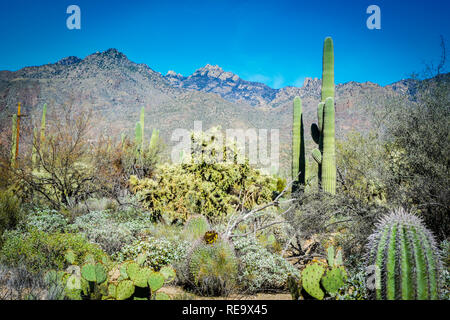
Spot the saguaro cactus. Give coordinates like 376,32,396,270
321,97,336,194
321,37,334,102
366,208,443,300
135,122,142,154
309,37,336,194
149,128,159,151
140,107,145,150
10,114,17,167
40,103,47,143
32,128,38,169
292,96,305,189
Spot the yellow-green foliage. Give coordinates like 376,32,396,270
0,230,106,272
129,128,277,222
0,189,22,240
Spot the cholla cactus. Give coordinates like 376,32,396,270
366,208,443,300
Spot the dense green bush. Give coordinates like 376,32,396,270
233,237,299,293
0,189,23,242
0,229,106,273
113,237,188,271
24,208,68,233
287,192,387,261
129,128,277,223
374,75,450,240
187,239,238,296
66,210,139,255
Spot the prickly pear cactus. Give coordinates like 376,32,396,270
127,262,152,288
81,263,107,284
116,280,135,300
148,272,165,292
321,266,347,294
301,262,325,300
160,266,176,283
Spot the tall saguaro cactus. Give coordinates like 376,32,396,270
10,114,17,167
366,208,443,300
321,97,336,194
309,36,336,194
40,103,47,143
149,128,159,151
140,106,145,150
292,96,305,190
135,122,142,154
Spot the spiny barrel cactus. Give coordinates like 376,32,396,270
292,96,305,190
366,208,443,300
183,215,210,240
188,239,238,296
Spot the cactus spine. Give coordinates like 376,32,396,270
366,208,443,300
310,37,336,194
292,96,305,189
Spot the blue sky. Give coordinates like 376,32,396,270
0,0,449,87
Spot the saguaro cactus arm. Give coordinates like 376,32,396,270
321,37,335,102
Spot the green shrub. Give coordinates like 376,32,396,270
66,210,140,255
0,229,106,273
233,237,300,293
25,208,68,233
0,189,23,241
113,237,188,271
188,239,238,296
129,128,277,223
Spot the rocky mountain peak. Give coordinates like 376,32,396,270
192,64,239,82
83,48,129,64
166,70,183,78
56,56,82,66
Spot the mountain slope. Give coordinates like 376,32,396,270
0,49,428,175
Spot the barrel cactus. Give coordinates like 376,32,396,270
366,208,443,300
188,239,238,296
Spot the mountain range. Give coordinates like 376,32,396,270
0,48,434,175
